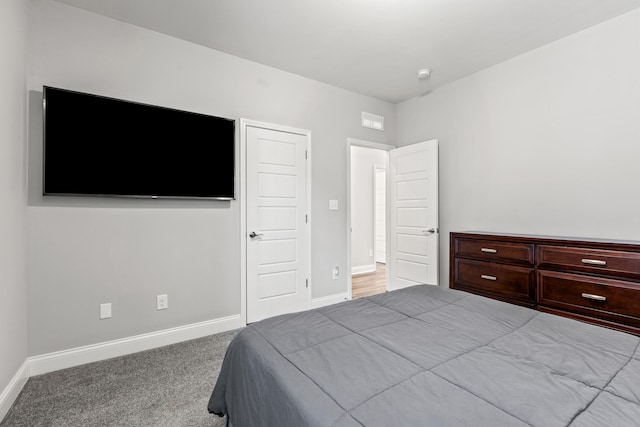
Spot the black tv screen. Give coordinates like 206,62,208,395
43,86,235,200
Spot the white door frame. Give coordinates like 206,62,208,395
346,138,394,300
240,118,312,325
373,165,386,264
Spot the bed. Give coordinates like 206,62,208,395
208,285,640,426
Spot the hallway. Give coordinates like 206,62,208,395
352,263,386,299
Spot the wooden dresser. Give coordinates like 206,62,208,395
450,232,640,335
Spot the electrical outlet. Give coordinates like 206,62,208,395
100,303,112,319
369,249,373,257
157,294,168,310
332,266,340,280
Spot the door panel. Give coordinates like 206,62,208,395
247,126,309,323
258,139,297,165
389,140,438,290
258,239,297,265
397,234,428,256
258,173,296,197
258,207,296,230
397,207,429,227
397,179,429,200
397,149,428,173
375,168,386,264
397,260,429,283
257,270,297,299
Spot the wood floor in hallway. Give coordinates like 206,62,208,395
352,263,387,299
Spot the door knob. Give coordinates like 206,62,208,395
423,228,437,234
249,231,263,238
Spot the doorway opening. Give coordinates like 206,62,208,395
347,140,392,299
347,138,440,300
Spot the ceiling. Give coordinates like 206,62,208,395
54,0,640,103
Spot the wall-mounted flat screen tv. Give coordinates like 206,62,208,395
43,86,235,200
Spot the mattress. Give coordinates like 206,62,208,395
208,285,640,426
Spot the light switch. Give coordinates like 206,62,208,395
100,303,112,319
329,200,338,210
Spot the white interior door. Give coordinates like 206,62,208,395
389,140,438,290
246,125,309,323
375,167,386,264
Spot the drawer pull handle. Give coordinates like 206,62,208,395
582,293,607,302
481,248,498,254
481,275,497,281
581,259,606,266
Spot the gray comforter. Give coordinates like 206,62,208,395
208,285,640,426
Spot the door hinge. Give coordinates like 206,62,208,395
305,150,308,160
306,279,309,288
305,214,308,223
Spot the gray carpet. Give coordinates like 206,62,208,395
1,330,238,427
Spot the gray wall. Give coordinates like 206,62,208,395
396,9,640,287
22,1,639,358
0,0,28,394
27,0,395,355
350,146,387,272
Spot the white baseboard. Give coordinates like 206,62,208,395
351,264,376,275
29,314,244,376
0,360,29,422
311,292,350,309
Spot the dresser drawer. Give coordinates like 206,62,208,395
453,258,535,305
537,245,640,279
454,238,534,266
538,270,640,326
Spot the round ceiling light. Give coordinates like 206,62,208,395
417,68,432,80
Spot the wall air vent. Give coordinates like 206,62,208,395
361,112,384,131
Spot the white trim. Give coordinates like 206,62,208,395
346,138,394,301
351,264,377,275
239,120,248,327
0,360,29,421
240,119,312,322
310,292,349,309
0,315,243,419
306,133,313,308
347,138,394,151
29,314,243,376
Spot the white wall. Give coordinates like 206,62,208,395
0,0,28,405
396,9,640,287
350,146,387,273
27,0,395,356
